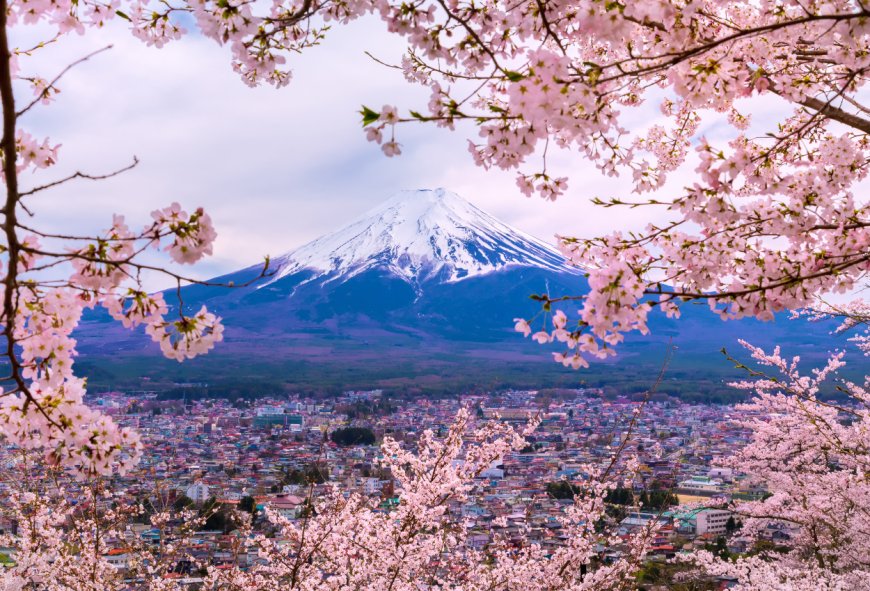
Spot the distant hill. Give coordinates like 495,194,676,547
74,188,849,400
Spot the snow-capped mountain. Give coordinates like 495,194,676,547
74,188,840,396
265,188,576,289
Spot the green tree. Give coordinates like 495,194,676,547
330,427,376,446
704,537,731,560
238,495,257,514
172,495,194,511
546,481,580,500
605,486,635,506
639,489,679,510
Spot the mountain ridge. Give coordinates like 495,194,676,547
262,188,579,291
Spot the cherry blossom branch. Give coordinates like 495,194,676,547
18,156,139,197
16,45,113,118
594,10,870,83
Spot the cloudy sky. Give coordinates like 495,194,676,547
14,16,763,288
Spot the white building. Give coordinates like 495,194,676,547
105,550,131,571
186,482,211,504
620,512,659,530
707,467,734,481
362,477,382,495
221,490,242,501
695,509,732,535
481,460,505,479
678,475,724,493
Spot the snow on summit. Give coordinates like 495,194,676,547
266,188,576,287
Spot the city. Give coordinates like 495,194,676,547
0,387,798,589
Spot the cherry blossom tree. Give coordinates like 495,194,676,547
206,409,656,591
682,340,870,589
0,0,281,476
0,412,659,591
0,451,216,591
3,0,870,588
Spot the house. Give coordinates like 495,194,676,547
105,548,132,571
266,495,307,519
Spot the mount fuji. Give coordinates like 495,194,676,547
164,188,586,341
264,188,574,289
75,189,841,398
